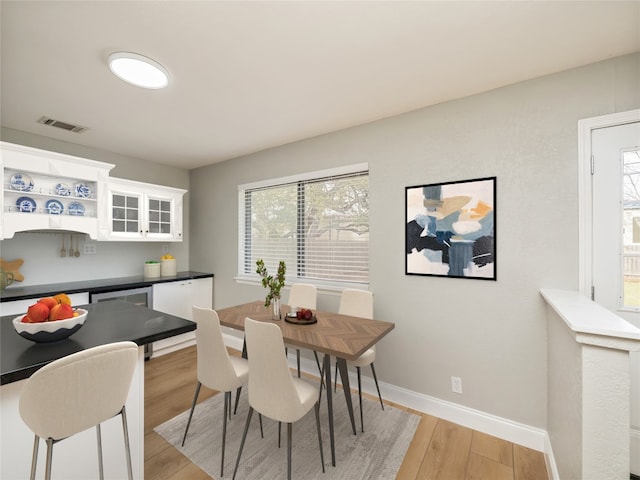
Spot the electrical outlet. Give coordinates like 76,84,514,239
83,243,97,255
451,376,463,394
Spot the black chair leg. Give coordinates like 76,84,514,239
181,381,202,446
287,422,293,480
314,402,325,473
234,386,242,415
278,422,282,448
221,391,230,477
370,363,384,410
357,366,364,432
313,351,325,389
334,359,339,392
232,406,254,480
296,350,301,377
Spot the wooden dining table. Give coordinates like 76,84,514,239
216,300,395,467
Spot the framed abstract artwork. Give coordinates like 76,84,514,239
405,176,496,280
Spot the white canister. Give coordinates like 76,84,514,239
144,262,161,278
160,259,177,277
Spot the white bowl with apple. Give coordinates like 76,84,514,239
13,296,88,343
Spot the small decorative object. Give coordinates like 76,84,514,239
68,201,85,216
144,260,161,278
406,176,496,280
13,309,88,343
45,199,64,215
55,183,71,196
10,172,34,192
16,196,37,213
73,182,92,198
256,259,286,320
160,254,176,276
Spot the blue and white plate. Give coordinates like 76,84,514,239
45,199,64,215
9,173,34,192
74,183,92,198
68,201,85,216
55,183,71,196
16,196,37,213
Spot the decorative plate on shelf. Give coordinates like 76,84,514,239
68,201,85,216
73,183,92,198
9,172,34,192
45,199,64,215
16,196,37,213
54,183,71,196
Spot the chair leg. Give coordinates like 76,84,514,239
259,413,264,438
314,402,325,473
287,422,293,480
313,351,325,389
221,391,230,477
232,406,254,480
29,435,39,480
96,423,104,480
181,381,202,446
357,366,364,433
234,385,242,414
334,359,339,392
44,437,54,480
296,350,301,377
278,422,282,448
121,406,134,480
370,363,384,410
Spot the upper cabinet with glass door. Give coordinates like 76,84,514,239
1,142,114,239
100,177,186,241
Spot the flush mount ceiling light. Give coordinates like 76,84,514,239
108,52,169,89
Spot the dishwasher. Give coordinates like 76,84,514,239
90,286,154,359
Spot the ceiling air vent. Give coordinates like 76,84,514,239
37,116,88,134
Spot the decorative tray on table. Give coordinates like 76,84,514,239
284,313,318,325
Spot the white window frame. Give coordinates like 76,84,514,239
236,163,369,293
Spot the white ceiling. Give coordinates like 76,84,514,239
1,1,639,170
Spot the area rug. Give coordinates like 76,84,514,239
155,387,420,479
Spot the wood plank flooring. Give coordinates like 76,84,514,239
144,346,548,480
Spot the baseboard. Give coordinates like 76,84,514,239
631,427,640,477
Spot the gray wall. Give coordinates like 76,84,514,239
0,128,191,284
189,53,640,429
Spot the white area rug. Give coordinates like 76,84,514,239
155,386,420,479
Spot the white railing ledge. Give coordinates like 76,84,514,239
540,288,640,350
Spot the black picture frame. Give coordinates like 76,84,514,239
405,176,496,280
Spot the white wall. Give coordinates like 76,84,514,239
189,53,640,430
0,128,191,285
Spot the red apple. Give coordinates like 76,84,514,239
21,315,32,323
27,302,50,323
38,297,58,310
303,308,313,320
48,303,74,321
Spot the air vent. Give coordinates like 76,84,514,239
37,116,88,134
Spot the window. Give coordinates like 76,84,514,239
239,164,369,286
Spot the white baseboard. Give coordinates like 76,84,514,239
632,427,640,476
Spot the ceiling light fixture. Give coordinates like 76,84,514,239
108,52,169,89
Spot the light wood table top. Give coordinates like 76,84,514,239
217,300,395,361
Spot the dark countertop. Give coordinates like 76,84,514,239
0,271,213,302
1,300,196,385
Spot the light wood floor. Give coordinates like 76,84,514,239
145,346,548,480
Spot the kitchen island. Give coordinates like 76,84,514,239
0,300,196,479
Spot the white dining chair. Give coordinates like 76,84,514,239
181,306,256,477
285,283,323,378
233,317,325,480
334,288,384,432
19,341,138,480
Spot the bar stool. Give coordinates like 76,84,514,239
19,341,138,480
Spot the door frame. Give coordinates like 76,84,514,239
578,109,640,298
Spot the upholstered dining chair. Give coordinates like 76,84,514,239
285,283,322,377
19,341,138,480
233,318,325,480
334,288,384,432
181,306,255,477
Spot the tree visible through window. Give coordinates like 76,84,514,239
240,168,369,284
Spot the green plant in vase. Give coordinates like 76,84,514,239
256,259,286,319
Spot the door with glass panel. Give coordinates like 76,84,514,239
591,119,640,476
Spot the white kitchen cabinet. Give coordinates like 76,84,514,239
0,292,90,317
100,177,185,242
151,277,212,355
1,142,114,239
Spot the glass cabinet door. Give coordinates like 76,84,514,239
147,197,172,235
112,193,140,233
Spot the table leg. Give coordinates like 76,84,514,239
323,353,336,467
336,357,357,435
